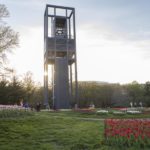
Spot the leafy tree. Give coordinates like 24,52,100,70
0,75,24,105
144,81,150,106
0,79,9,104
77,82,114,108
125,81,144,107
22,71,35,105
0,4,19,76
7,75,24,104
144,81,150,96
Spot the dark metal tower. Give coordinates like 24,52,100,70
44,4,78,109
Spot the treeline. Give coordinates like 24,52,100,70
0,72,46,107
0,75,150,108
78,81,150,108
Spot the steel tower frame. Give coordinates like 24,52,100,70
44,4,78,109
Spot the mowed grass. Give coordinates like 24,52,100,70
0,111,150,150
0,111,104,150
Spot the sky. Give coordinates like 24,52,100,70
1,0,150,84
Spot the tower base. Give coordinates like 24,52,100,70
54,57,70,109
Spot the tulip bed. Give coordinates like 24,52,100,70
104,119,150,148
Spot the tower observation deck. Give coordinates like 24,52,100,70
44,4,78,109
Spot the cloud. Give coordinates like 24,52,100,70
76,22,150,83
3,0,150,83
7,26,44,83
77,23,150,57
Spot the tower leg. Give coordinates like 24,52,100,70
52,65,55,109
44,63,48,107
70,64,73,100
74,57,78,107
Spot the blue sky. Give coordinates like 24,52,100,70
1,0,150,84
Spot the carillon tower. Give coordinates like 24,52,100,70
44,4,78,109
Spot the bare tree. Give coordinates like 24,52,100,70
0,4,19,77
0,4,9,18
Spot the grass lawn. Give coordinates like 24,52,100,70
0,111,104,150
0,111,150,150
